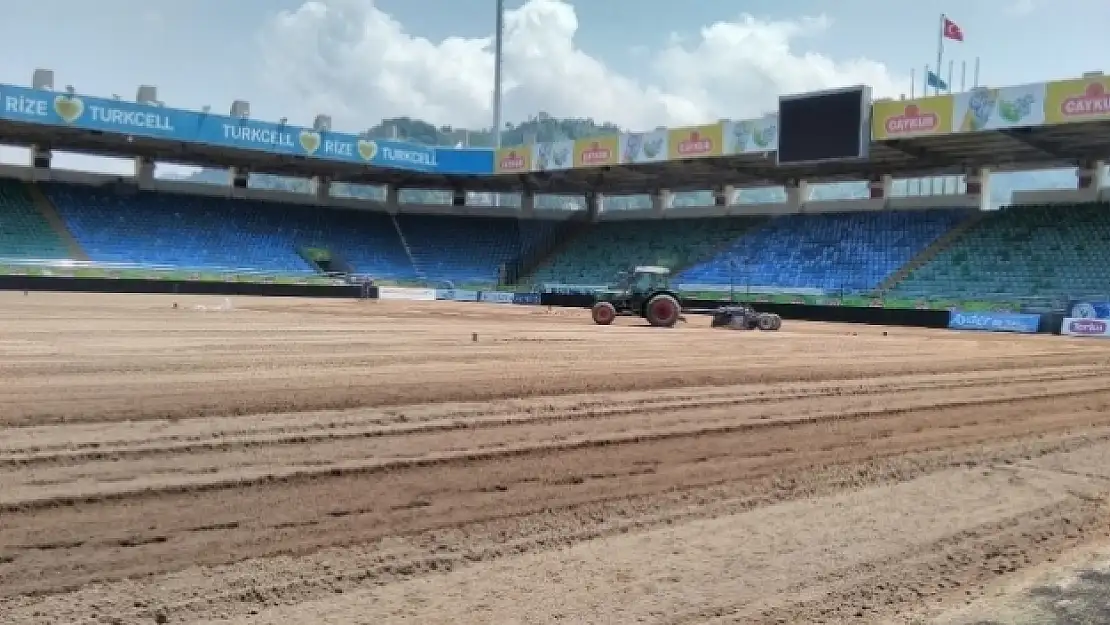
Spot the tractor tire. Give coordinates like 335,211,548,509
771,314,782,330
758,313,776,331
645,294,681,328
591,301,617,325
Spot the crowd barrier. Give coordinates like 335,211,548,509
947,310,1041,334
1,274,1081,334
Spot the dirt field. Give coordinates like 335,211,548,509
3,292,1110,624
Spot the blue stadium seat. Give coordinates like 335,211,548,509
396,213,555,285
43,183,417,279
678,209,969,292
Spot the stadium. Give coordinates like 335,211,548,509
6,32,1110,625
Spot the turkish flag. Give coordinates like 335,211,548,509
943,17,964,42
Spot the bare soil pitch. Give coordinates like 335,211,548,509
2,292,1110,624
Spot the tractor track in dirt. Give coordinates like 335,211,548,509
6,294,1110,624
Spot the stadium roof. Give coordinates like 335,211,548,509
8,116,1108,195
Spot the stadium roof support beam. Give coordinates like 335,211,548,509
881,139,937,162
998,127,1065,159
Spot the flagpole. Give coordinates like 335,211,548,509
910,68,916,99
935,14,946,96
960,61,967,92
973,57,981,88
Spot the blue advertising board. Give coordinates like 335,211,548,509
513,292,542,305
948,310,1041,334
0,84,494,175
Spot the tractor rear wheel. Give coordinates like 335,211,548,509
771,314,782,330
645,294,681,328
591,301,617,325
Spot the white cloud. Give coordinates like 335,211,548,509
258,0,908,133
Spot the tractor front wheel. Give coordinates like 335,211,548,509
591,301,617,325
645,294,681,328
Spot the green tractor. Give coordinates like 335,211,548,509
591,266,685,328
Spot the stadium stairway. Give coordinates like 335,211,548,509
26,184,88,261
0,180,75,261
878,210,986,292
390,214,425,281
507,212,593,286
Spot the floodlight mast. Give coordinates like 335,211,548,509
492,0,505,149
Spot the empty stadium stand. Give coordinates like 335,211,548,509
8,172,1108,309
0,181,72,261
890,203,1110,303
525,217,763,286
677,209,971,292
395,213,559,285
41,183,422,279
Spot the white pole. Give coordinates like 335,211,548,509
910,68,916,99
492,0,505,149
960,61,967,92
973,57,981,88
935,14,946,96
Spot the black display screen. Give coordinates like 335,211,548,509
777,88,867,165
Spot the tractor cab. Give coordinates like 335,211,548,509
628,265,672,294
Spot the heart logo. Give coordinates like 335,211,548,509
299,131,321,154
54,95,84,124
357,139,378,161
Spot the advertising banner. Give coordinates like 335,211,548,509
0,84,493,175
618,129,668,164
666,124,724,160
532,140,574,172
871,95,954,140
572,136,619,168
479,291,516,304
512,292,542,305
1062,317,1110,337
953,83,1045,133
436,289,478,302
493,147,532,174
722,115,778,155
948,310,1041,334
1044,76,1110,125
378,287,436,301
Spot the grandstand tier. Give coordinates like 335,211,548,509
678,209,973,293
4,173,1110,308
525,217,764,287
890,203,1110,303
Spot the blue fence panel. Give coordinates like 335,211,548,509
948,310,1041,334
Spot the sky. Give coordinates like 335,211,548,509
0,0,1104,178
